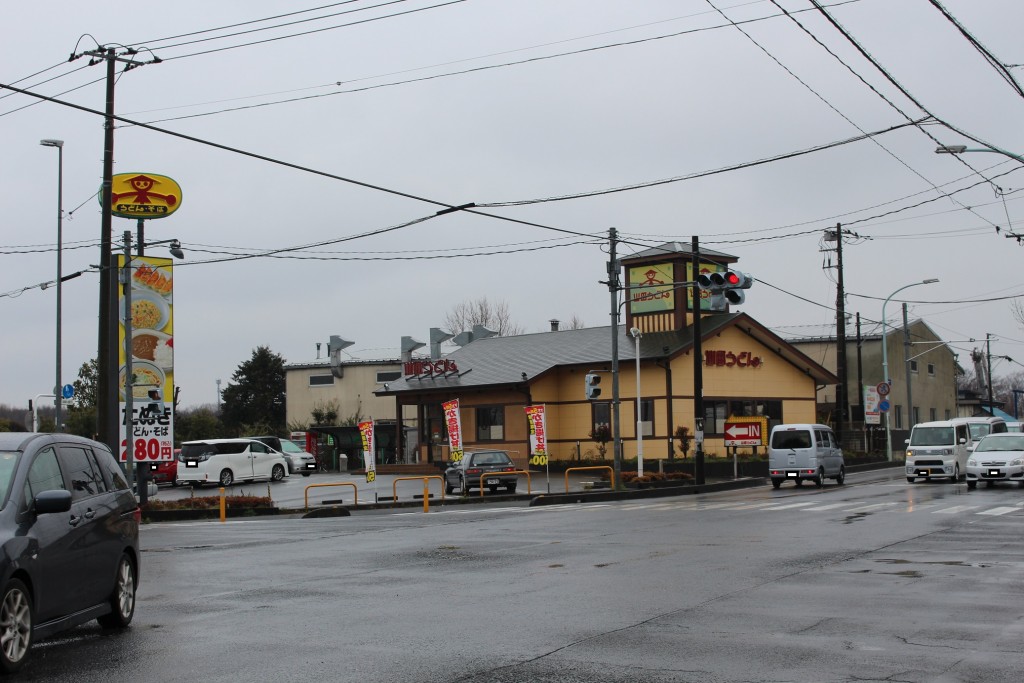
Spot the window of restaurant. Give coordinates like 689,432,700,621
703,399,783,435
476,406,504,441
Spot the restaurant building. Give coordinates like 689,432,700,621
378,243,837,469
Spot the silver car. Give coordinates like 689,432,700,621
966,433,1024,489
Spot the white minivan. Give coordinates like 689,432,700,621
177,438,290,487
905,417,1006,483
768,424,845,489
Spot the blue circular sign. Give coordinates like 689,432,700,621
878,400,890,412
61,384,74,399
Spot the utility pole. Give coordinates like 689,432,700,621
76,45,161,455
608,228,622,485
856,313,866,451
987,333,995,412
823,225,849,442
691,237,705,486
903,303,914,430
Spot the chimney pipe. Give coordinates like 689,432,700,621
549,319,560,332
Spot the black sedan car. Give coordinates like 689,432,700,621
0,433,140,673
443,450,520,495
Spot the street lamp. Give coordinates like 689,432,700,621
882,278,939,461
40,139,64,432
631,327,643,477
936,144,1024,163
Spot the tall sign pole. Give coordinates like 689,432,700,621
98,48,118,452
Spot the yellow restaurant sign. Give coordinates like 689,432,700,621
104,173,182,219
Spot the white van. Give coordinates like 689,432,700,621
768,424,845,489
177,438,290,487
905,417,1007,483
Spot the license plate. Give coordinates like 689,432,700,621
486,478,499,485
305,463,317,469
989,469,1002,476
786,472,798,478
917,470,930,476
186,461,198,468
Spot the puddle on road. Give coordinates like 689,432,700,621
841,512,870,524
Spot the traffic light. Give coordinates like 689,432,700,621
696,269,753,310
584,372,602,400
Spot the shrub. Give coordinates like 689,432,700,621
143,494,273,511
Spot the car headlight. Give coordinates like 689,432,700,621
967,458,977,467
906,449,915,457
1010,458,1023,466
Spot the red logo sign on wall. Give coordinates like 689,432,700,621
403,359,460,377
704,350,763,368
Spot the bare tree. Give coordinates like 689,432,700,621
443,297,524,336
566,314,586,330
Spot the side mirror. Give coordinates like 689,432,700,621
959,438,967,445
35,489,72,514
904,439,910,445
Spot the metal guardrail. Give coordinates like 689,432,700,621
564,466,614,493
475,470,532,497
304,482,359,508
393,476,445,512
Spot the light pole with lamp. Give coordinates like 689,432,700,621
882,278,939,461
40,139,64,431
631,327,643,477
936,144,1024,163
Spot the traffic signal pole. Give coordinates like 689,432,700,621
608,228,622,486
691,237,705,486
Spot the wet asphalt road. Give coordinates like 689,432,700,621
13,468,1024,682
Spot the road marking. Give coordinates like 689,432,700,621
762,501,818,510
844,503,897,513
977,506,1020,516
932,505,980,514
802,502,863,510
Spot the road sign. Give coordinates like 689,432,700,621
876,382,891,397
878,400,890,413
61,384,74,399
724,416,768,447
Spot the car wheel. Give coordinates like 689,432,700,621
967,480,977,490
460,476,471,495
771,479,782,489
445,479,454,495
906,477,915,483
836,467,845,486
219,469,234,487
0,579,32,674
507,483,517,494
815,469,825,488
97,553,136,629
271,464,285,482
950,464,960,483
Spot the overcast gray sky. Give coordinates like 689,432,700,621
4,0,1024,410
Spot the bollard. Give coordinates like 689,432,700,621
423,478,429,513
219,486,226,523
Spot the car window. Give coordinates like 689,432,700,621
214,441,249,455
24,447,66,505
471,452,511,466
0,451,20,510
771,431,812,449
280,440,302,453
977,435,1024,451
97,449,130,491
251,441,268,453
909,426,953,446
60,446,109,500
956,425,969,442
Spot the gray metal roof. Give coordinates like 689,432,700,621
380,312,836,395
623,241,737,261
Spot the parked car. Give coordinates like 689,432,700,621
966,432,1024,489
767,423,845,489
0,432,140,673
149,450,179,486
249,436,316,476
443,450,519,494
177,439,289,487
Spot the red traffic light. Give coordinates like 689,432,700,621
723,271,741,286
